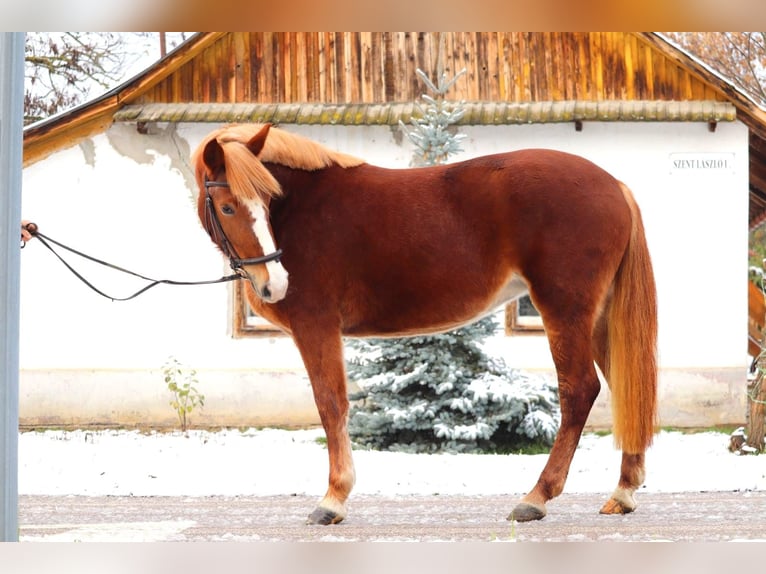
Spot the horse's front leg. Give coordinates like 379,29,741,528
291,326,355,525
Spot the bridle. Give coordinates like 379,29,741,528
203,176,283,272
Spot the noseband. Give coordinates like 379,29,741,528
204,177,283,271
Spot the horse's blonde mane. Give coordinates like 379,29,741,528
193,124,365,202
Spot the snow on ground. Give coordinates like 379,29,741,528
17,428,766,497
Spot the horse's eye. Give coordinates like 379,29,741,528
221,205,235,216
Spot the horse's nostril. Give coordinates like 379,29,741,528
262,285,272,300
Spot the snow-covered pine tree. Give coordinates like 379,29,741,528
346,50,561,453
347,321,561,453
398,67,467,167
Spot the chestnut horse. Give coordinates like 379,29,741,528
192,123,658,525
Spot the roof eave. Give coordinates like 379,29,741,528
22,32,225,167
113,100,739,126
635,32,766,140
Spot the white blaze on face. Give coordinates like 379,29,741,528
246,200,289,301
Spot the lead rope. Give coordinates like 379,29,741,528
23,224,241,302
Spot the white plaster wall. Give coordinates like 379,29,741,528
19,119,750,428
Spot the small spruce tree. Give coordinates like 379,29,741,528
399,67,467,167
346,57,561,453
347,319,561,453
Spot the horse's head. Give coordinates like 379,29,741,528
193,124,289,304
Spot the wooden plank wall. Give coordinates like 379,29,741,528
139,32,728,105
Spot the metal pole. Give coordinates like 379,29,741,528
0,32,25,542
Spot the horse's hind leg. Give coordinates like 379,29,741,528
291,326,355,525
591,310,646,515
509,319,601,522
599,452,645,514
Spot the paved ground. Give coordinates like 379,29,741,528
18,490,766,542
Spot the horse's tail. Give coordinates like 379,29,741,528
606,182,658,454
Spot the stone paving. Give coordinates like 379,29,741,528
18,490,766,542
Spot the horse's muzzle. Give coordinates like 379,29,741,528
244,268,288,304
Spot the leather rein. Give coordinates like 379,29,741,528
22,180,282,302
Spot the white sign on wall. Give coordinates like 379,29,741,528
669,152,735,175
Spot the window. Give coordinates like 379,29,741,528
232,280,285,337
505,295,544,334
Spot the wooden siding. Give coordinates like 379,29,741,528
136,32,728,106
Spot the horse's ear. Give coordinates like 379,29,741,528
203,138,225,171
246,123,271,157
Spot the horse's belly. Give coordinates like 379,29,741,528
344,273,530,338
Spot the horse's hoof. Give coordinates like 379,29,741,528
306,506,343,525
508,502,547,522
599,497,635,515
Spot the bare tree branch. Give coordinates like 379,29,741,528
24,32,192,125
663,32,766,105
24,32,127,124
